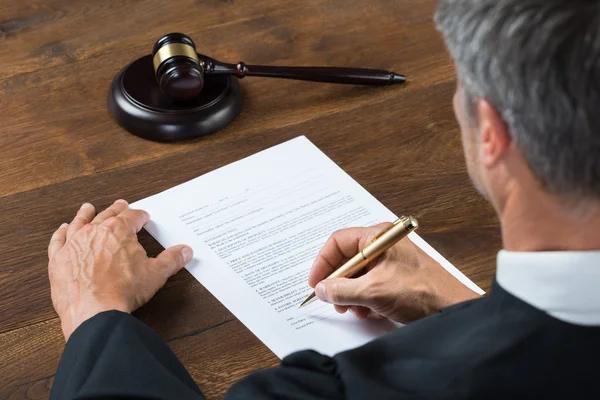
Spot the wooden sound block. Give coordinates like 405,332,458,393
108,54,243,142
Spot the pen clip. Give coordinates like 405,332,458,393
370,218,402,243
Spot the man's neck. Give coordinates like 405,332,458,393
500,187,600,252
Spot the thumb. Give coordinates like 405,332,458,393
315,277,372,307
153,245,194,278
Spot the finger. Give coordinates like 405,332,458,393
315,276,374,307
48,223,69,259
67,203,96,240
334,305,349,314
366,309,385,320
308,223,390,287
152,245,194,280
350,306,370,320
117,209,150,234
91,199,129,225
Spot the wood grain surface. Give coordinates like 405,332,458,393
0,0,501,398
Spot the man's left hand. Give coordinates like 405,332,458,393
47,200,193,341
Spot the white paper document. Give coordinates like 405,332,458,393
132,136,484,359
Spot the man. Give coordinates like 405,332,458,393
49,1,600,398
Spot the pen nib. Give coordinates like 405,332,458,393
299,292,317,308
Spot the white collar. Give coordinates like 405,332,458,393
496,250,600,326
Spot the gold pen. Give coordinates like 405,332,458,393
299,215,419,308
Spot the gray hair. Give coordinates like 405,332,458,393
435,0,600,200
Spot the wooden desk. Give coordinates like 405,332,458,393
0,0,501,398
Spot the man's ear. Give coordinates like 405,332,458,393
477,99,512,168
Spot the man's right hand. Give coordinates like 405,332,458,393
309,224,481,324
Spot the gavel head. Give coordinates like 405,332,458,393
152,33,205,102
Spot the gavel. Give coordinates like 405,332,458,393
108,32,406,141
152,32,406,102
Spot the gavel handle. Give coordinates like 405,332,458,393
204,60,406,86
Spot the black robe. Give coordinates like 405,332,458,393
50,281,600,399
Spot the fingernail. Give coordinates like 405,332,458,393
315,283,328,302
60,223,69,229
115,199,128,205
80,203,93,209
181,247,193,263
